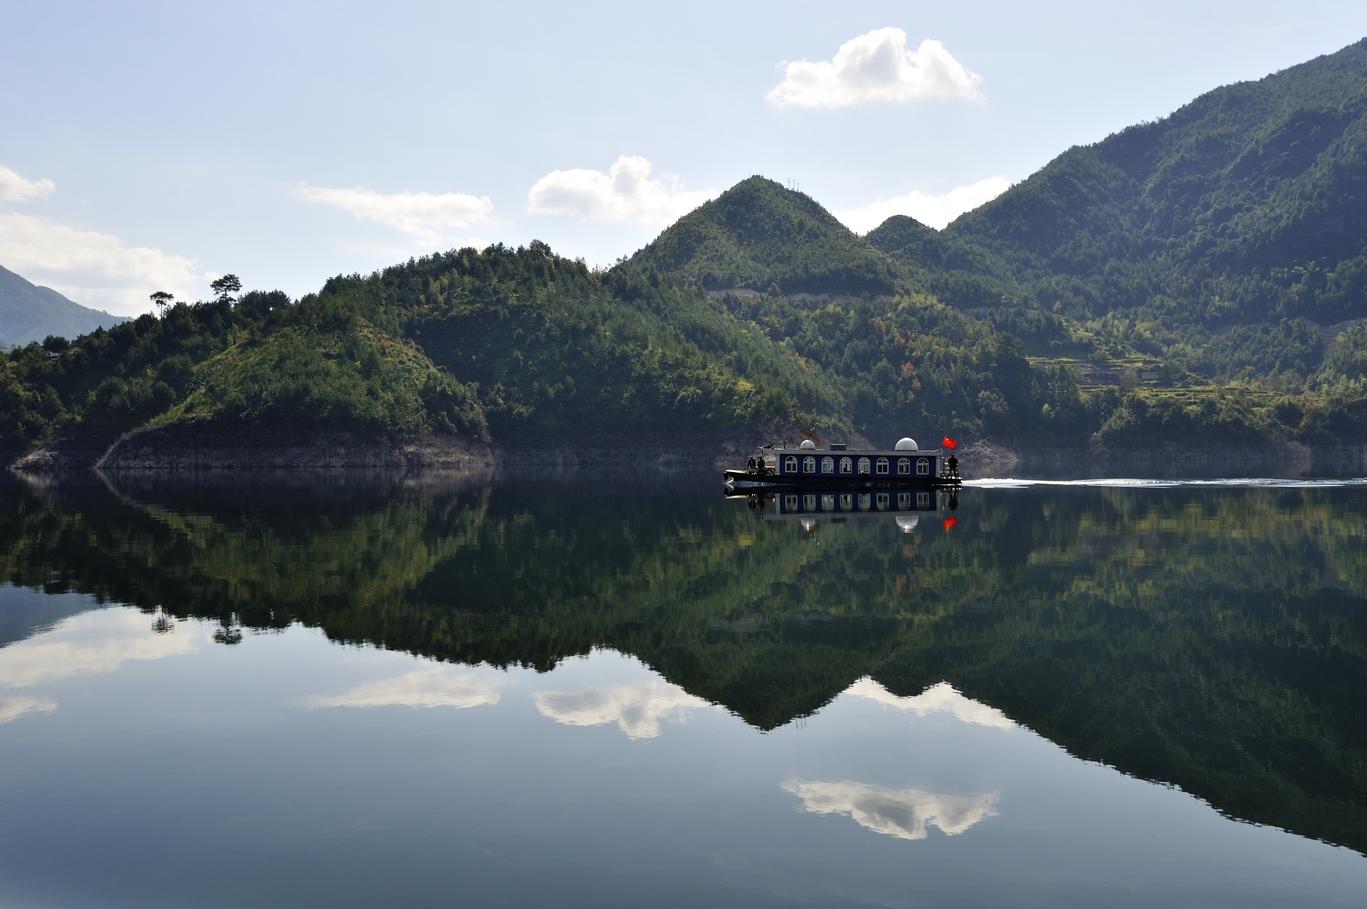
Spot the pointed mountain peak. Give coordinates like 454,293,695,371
625,175,902,295
866,214,938,255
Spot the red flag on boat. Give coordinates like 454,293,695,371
942,436,958,449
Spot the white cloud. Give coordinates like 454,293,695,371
0,163,55,202
0,695,58,724
526,155,715,226
0,213,199,316
535,678,711,740
837,176,1010,232
844,678,1016,730
310,666,501,711
769,28,983,109
295,184,493,243
0,609,196,689
783,779,999,841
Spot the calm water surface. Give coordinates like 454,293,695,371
0,472,1364,907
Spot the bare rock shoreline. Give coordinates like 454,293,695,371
94,424,494,472
4,423,771,475
5,424,1365,478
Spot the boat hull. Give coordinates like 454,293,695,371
723,469,959,491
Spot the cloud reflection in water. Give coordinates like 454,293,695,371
310,666,501,710
783,779,999,841
535,679,711,740
0,610,196,689
0,695,58,724
845,678,1016,730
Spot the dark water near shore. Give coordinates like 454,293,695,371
1,471,1365,907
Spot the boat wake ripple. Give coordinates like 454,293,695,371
964,477,1367,489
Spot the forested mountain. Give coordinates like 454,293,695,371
871,38,1367,384
618,179,1083,441
325,243,848,442
3,228,1097,466
0,265,124,347
4,41,1367,466
1,244,862,463
626,176,904,295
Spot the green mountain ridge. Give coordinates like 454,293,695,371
625,176,905,296
0,264,125,347
871,38,1367,381
951,37,1367,286
4,40,1367,462
1,245,855,459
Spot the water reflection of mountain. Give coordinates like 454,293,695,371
1,473,1364,853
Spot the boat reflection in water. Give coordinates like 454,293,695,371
729,485,959,533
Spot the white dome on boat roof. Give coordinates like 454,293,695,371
895,437,918,451
799,439,817,450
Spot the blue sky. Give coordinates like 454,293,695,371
2,0,1365,315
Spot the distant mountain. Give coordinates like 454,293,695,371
871,37,1367,364
865,213,937,254
626,176,904,295
0,265,124,346
866,213,1013,281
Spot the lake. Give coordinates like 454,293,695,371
1,471,1364,907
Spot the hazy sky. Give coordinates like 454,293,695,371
2,0,1365,315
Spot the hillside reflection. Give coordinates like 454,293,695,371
0,471,1364,853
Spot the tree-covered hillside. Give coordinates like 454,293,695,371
955,37,1367,305
5,41,1367,464
626,176,904,295
619,178,1085,442
873,38,1367,380
335,242,849,441
1,244,863,461
5,233,1115,465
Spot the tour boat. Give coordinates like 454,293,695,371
723,437,961,492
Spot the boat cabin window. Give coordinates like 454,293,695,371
784,456,797,473
821,456,834,474
803,456,816,473
916,458,929,476
839,457,852,474
897,458,911,475
875,457,889,475
857,457,871,474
